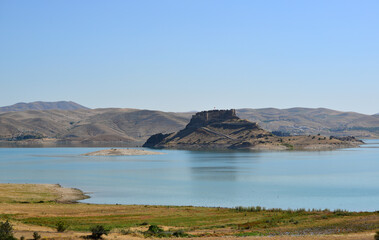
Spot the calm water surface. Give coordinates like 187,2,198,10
0,140,378,211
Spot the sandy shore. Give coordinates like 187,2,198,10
83,148,164,156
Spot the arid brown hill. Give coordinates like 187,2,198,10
0,103,377,147
236,108,379,138
0,101,89,112
143,109,363,150
0,108,191,146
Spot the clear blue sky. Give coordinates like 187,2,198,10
1,0,378,114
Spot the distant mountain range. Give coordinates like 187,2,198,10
0,101,378,146
236,108,379,138
0,101,89,112
0,106,191,145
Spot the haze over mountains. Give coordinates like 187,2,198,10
236,108,379,138
0,101,378,146
0,101,88,112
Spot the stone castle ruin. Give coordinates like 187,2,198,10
186,109,240,129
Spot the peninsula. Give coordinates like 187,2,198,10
143,109,363,150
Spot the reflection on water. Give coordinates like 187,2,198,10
0,140,378,211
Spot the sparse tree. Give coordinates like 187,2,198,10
89,225,109,239
0,220,16,240
32,232,41,240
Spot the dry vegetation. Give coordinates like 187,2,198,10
0,184,378,239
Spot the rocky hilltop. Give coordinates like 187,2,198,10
143,109,363,150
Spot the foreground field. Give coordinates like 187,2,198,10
0,184,378,240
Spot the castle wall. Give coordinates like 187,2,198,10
186,109,238,129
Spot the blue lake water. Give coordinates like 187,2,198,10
0,140,378,211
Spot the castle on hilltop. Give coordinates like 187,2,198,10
186,109,239,129
194,109,237,121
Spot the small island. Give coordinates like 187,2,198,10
143,109,363,150
83,148,164,156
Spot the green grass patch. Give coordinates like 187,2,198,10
8,204,378,236
235,231,266,236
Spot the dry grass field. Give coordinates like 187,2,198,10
0,183,378,240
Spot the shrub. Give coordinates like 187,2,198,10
143,225,172,237
173,230,188,237
120,228,131,235
32,232,41,240
234,206,266,212
147,225,163,234
375,231,379,240
0,220,17,240
89,225,109,239
56,221,68,232
333,209,350,216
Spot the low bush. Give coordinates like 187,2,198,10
143,225,189,238
56,221,68,232
234,206,266,212
89,225,109,239
173,229,189,237
146,224,163,235
333,209,351,216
